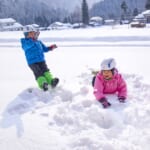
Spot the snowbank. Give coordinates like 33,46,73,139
0,71,150,150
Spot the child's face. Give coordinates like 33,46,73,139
102,70,113,80
27,31,36,38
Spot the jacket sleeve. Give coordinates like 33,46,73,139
21,39,35,52
40,41,49,52
117,74,127,98
93,74,105,100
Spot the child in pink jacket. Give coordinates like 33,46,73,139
92,58,127,108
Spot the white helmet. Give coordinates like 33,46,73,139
23,25,38,33
101,58,116,70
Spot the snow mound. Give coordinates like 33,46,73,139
0,72,150,150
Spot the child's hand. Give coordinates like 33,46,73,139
98,97,111,108
49,44,57,50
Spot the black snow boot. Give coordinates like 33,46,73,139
51,78,59,88
43,82,49,91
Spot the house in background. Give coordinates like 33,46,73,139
142,10,150,23
133,14,146,23
89,16,103,26
31,24,40,29
47,22,72,30
130,14,146,28
0,18,23,31
104,19,115,25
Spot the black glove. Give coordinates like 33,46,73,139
98,97,111,108
118,96,126,103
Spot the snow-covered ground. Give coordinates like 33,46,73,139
0,25,150,150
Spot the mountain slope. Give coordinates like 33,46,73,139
0,0,147,26
91,0,147,19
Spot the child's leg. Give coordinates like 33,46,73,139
44,71,53,84
39,61,59,88
38,62,53,84
29,63,48,90
37,76,47,89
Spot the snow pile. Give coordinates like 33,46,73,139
0,71,150,150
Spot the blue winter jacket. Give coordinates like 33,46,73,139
21,38,50,65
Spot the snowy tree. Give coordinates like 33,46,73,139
133,8,139,16
0,0,147,26
90,0,146,20
70,6,82,23
82,0,89,25
0,0,6,17
121,1,128,19
0,1,3,13
121,1,128,14
145,0,150,10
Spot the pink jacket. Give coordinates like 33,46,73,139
93,71,127,100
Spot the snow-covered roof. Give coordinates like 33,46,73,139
13,22,23,28
135,14,145,19
50,22,63,26
25,24,39,28
0,18,16,24
142,10,150,15
133,14,146,22
90,16,103,21
105,19,115,23
31,24,39,28
2,22,23,31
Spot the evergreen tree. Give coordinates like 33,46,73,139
35,16,49,27
0,0,5,14
121,1,128,19
63,17,69,23
82,0,89,25
133,8,139,16
145,0,150,10
121,1,128,14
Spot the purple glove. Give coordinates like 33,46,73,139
118,96,126,103
98,97,111,108
49,44,57,50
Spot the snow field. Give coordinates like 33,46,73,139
0,26,150,150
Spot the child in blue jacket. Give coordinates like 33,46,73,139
21,25,59,91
